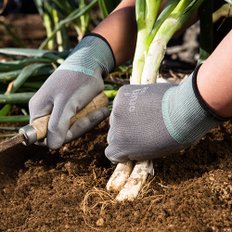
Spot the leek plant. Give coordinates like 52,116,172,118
35,0,121,51
98,0,121,17
107,0,206,201
133,0,204,84
34,0,91,50
0,48,65,122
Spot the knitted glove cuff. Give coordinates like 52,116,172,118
57,33,115,78
84,32,116,68
162,65,224,145
192,64,231,122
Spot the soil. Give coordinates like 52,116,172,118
0,14,232,232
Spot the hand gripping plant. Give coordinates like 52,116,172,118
106,0,205,201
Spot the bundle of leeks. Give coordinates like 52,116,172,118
106,0,204,201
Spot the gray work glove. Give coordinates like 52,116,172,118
105,66,225,163
29,34,115,149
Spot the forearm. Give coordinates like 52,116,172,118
197,29,232,118
93,0,137,66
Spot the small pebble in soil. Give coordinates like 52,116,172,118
96,218,104,226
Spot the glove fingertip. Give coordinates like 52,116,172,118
105,145,128,164
46,128,66,149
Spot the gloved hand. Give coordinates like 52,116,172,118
29,33,115,149
105,66,225,163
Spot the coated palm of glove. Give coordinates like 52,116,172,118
29,34,115,149
105,67,224,163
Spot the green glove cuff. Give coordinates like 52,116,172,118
57,33,115,78
162,65,224,145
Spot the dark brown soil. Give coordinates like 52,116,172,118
0,120,232,232
0,14,232,232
